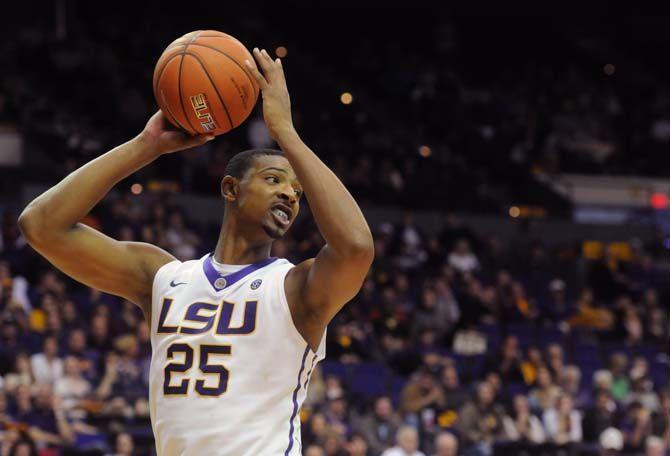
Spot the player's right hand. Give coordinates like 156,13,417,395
139,110,215,155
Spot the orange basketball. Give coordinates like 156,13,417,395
153,30,259,136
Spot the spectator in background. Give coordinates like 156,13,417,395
105,432,134,456
608,353,630,402
583,389,618,443
304,445,325,456
381,426,425,456
30,335,63,385
345,433,369,456
355,396,400,455
543,393,582,445
502,394,545,444
651,390,670,447
440,364,469,411
483,335,524,384
401,367,445,419
646,435,666,456
447,239,479,273
559,365,590,409
457,382,505,455
4,352,32,392
599,427,624,455
53,356,91,418
623,402,654,451
625,360,659,412
528,367,562,412
432,432,458,456
411,281,460,344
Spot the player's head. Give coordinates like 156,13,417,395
221,149,302,240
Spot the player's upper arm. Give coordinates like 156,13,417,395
290,243,374,327
18,217,175,315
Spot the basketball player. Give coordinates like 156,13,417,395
18,48,373,455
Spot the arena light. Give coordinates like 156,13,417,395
650,192,669,209
418,145,431,157
340,92,353,105
603,63,616,76
276,46,288,58
509,206,520,218
131,183,143,195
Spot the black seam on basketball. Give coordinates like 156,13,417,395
153,53,183,103
177,52,197,134
176,32,203,134
185,43,259,105
183,51,234,130
164,102,189,133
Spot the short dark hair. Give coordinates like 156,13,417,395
224,149,284,179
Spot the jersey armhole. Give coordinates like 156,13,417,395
275,264,327,360
151,259,182,302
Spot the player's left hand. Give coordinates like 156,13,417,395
245,48,295,141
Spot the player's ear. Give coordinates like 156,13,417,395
221,176,238,202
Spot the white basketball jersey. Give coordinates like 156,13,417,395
149,253,326,456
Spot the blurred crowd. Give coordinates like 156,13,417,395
4,14,670,212
0,190,669,455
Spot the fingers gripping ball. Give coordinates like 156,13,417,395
153,30,259,136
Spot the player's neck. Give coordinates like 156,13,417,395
213,216,272,265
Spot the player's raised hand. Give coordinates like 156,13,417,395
245,48,295,141
140,110,214,155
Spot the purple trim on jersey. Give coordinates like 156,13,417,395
202,254,278,292
303,353,318,390
285,346,310,456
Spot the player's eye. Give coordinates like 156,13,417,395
265,176,279,184
294,189,303,197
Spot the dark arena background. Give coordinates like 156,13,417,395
1,4,670,456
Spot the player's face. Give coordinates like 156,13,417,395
238,155,302,240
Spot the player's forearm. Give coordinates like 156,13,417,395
19,134,158,240
277,130,373,256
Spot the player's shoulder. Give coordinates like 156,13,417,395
152,255,202,292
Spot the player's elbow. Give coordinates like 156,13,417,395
18,206,48,246
344,234,375,266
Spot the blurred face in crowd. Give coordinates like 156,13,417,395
304,446,324,456
421,288,437,310
442,365,460,389
91,314,109,339
310,413,327,438
15,352,30,374
397,426,419,453
16,385,31,411
374,396,393,420
347,435,368,456
561,366,581,392
557,394,573,414
64,356,80,378
68,329,86,353
435,432,458,456
660,393,670,413
513,394,530,415
596,390,612,413
222,155,301,241
44,336,58,357
328,397,347,418
537,367,553,388
502,336,519,359
12,442,33,456
647,436,666,456
34,384,53,409
116,432,134,456
477,382,494,407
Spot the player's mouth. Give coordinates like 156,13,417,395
270,203,292,229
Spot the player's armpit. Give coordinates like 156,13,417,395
19,219,174,316
286,243,373,345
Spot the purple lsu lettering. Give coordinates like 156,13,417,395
189,93,217,132
157,298,257,335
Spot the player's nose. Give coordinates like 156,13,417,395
277,185,297,205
